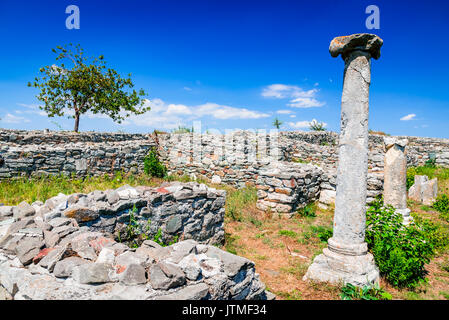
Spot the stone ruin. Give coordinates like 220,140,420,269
0,33,447,298
383,137,412,224
0,183,269,300
255,162,323,216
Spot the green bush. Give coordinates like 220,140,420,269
366,197,435,288
411,213,449,252
143,147,167,178
340,283,392,300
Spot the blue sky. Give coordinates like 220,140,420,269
0,0,448,138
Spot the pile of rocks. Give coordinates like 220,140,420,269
0,238,268,300
255,162,323,216
0,183,269,300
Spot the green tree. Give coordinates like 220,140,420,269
28,44,149,132
273,117,283,129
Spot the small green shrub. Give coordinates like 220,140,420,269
172,125,194,134
309,119,326,131
340,283,392,300
297,203,316,217
425,158,436,168
292,158,310,164
411,213,449,252
433,195,449,221
366,197,435,288
310,225,332,242
143,147,167,178
248,216,263,228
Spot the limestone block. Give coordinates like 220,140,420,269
319,189,336,205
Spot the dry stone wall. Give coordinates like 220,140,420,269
0,129,156,179
1,182,226,246
0,129,448,200
2,129,447,181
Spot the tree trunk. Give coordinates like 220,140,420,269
74,112,80,132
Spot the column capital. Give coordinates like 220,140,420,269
329,33,383,60
384,136,408,151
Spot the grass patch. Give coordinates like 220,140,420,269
280,260,309,279
296,203,317,218
440,291,449,300
273,289,302,300
225,187,258,222
278,229,298,238
407,166,449,191
224,232,240,255
309,225,333,243
0,171,170,205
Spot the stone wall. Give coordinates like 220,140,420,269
1,128,447,212
255,162,323,216
0,129,156,178
0,182,226,246
282,131,449,171
0,128,448,193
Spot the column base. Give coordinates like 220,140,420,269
396,208,413,225
303,247,379,287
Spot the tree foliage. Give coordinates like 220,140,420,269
273,117,283,129
28,44,149,132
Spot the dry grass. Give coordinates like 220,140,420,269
222,194,342,300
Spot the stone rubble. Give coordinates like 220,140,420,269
0,183,269,300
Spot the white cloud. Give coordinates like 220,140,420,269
165,104,193,116
124,99,270,129
196,103,270,120
287,121,311,129
13,98,270,130
287,119,327,129
16,103,47,116
400,114,416,121
183,87,192,91
288,97,325,108
276,109,293,114
262,84,325,108
1,113,31,124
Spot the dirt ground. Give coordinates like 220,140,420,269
221,202,449,300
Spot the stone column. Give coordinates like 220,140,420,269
304,34,382,287
383,137,412,224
